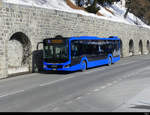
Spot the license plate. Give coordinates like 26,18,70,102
51,65,57,68
52,68,57,71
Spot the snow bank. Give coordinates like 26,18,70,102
2,0,150,28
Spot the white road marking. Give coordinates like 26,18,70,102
87,92,91,95
84,68,106,74
93,89,100,92
0,90,25,98
0,75,76,98
75,96,82,100
101,86,106,89
66,101,73,104
39,68,106,88
120,66,150,80
118,61,136,66
39,75,75,87
0,67,106,98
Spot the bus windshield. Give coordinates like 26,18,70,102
43,40,69,63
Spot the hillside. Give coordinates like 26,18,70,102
127,0,150,25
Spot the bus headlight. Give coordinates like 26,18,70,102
64,64,71,68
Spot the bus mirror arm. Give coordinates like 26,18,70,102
37,42,43,50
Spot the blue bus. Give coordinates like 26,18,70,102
37,36,120,72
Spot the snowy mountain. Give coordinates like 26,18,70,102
2,0,150,29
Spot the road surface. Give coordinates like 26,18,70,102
0,55,150,112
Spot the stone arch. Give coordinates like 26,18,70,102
129,39,134,56
146,40,150,54
7,32,32,75
139,40,143,55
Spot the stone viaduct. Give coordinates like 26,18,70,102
0,2,150,79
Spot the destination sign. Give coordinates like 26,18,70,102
51,40,63,44
45,39,64,44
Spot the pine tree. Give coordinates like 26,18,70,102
75,0,120,14
85,0,100,14
124,0,131,18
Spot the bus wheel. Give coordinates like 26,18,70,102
81,61,87,72
108,57,112,66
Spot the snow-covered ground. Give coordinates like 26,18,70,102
2,0,150,28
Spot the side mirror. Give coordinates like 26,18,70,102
37,42,43,50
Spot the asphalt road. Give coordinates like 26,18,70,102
0,55,150,112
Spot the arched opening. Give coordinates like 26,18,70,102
147,40,150,54
120,40,123,57
129,39,134,56
8,32,31,75
139,40,143,55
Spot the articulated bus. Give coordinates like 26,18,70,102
37,36,120,72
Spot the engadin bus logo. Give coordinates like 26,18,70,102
48,40,51,43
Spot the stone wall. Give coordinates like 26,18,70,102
0,2,150,78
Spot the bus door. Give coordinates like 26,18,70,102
33,42,43,72
71,41,81,66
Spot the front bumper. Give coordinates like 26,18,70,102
43,62,81,72
43,62,72,71
43,67,71,71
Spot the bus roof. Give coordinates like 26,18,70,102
44,36,120,41
70,36,120,41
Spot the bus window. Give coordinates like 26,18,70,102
97,40,106,55
98,45,104,54
71,41,80,59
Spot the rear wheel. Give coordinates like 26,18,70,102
81,61,87,72
108,57,112,66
